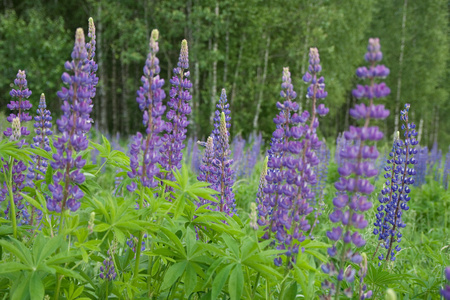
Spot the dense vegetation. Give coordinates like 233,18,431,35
0,1,449,300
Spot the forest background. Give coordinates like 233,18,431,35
0,0,448,149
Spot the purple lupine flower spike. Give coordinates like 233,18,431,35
49,28,93,213
4,70,33,147
160,40,192,183
373,104,417,263
127,29,166,195
0,70,33,224
23,94,52,225
197,136,218,208
321,38,390,299
261,59,327,266
215,111,236,215
213,89,231,148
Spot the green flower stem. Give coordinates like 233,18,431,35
7,157,17,239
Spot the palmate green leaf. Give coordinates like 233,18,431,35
0,262,32,275
0,239,33,265
159,227,186,258
161,261,187,290
11,273,30,300
0,140,33,163
228,264,244,300
203,257,225,289
184,262,197,296
212,264,234,300
222,234,239,258
365,264,410,287
34,234,63,265
51,265,85,281
29,272,44,300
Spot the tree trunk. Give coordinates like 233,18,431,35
97,4,107,132
223,22,229,87
231,34,244,106
253,35,270,131
417,118,423,144
121,53,129,135
111,48,117,135
394,0,408,133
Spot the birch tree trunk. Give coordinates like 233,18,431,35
111,48,117,135
231,34,244,106
394,0,408,133
253,35,270,131
223,23,229,87
121,53,129,135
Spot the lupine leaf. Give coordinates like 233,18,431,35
161,261,187,290
228,264,244,300
212,264,234,300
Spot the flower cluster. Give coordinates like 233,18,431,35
214,112,236,215
127,29,166,194
373,104,417,263
261,57,328,266
49,28,95,213
100,248,117,281
414,146,427,187
197,136,217,207
4,70,33,146
198,91,236,215
321,38,390,299
28,94,53,182
232,134,246,178
213,89,231,149
0,70,33,223
160,40,192,182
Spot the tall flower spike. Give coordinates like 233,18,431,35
261,61,327,266
24,94,52,225
215,111,236,215
213,89,231,149
160,39,192,183
197,136,218,208
49,28,93,213
321,38,390,299
4,70,33,146
0,70,33,224
127,29,166,194
373,104,417,263
85,17,98,117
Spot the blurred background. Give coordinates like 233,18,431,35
0,0,448,148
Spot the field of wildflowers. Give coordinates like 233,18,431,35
0,17,449,300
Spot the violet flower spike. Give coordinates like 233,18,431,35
322,38,389,299
160,40,192,183
49,28,92,213
373,104,417,264
0,70,33,225
127,29,166,194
